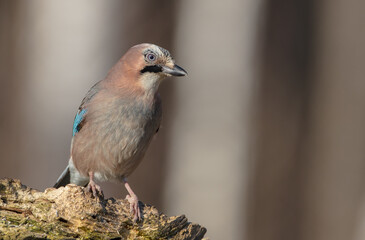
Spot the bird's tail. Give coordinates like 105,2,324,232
53,165,71,188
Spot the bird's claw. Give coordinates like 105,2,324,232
126,194,141,222
86,181,104,198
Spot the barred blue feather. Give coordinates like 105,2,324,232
72,109,87,136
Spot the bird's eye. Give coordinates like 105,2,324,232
146,53,156,62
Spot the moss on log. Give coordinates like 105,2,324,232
0,178,206,240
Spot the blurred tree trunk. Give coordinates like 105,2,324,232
248,0,314,239
0,1,27,180
248,0,365,240
165,0,258,239
303,0,365,239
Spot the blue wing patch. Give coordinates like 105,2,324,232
72,109,87,136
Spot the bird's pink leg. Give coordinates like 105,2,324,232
86,171,103,198
123,178,141,222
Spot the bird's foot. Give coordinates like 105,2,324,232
86,181,103,198
126,194,141,222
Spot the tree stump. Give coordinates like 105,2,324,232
0,178,207,239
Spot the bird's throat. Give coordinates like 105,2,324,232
138,73,165,97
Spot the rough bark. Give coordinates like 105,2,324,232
0,178,206,240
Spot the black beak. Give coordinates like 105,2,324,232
162,64,187,76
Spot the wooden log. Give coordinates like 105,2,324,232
0,178,206,239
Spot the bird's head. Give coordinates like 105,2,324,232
107,43,187,96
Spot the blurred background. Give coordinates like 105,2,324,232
0,0,365,239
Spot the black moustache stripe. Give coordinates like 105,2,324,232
140,65,162,74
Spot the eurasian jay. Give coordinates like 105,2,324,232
54,43,187,221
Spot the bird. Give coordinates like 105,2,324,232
53,43,187,221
